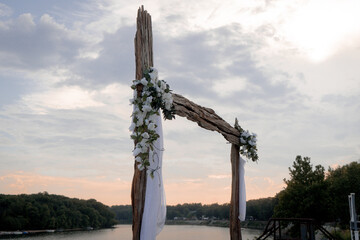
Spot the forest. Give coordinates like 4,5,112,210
0,192,117,231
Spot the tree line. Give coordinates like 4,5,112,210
111,157,360,228
0,192,117,231
110,199,276,224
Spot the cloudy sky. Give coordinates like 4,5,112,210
0,0,359,206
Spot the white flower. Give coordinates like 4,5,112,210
137,164,145,171
241,130,250,138
142,132,150,139
149,68,158,80
148,122,156,131
146,96,153,104
142,104,152,113
148,114,157,122
141,145,149,153
240,138,246,144
136,117,144,127
149,72,158,81
160,81,167,90
165,102,171,110
133,105,140,113
140,78,148,86
136,112,146,125
129,122,136,132
139,138,147,146
135,156,142,163
133,147,141,156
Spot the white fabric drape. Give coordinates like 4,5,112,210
140,111,166,240
239,156,246,221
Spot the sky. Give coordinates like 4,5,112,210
0,0,359,206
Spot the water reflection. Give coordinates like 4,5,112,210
3,225,261,240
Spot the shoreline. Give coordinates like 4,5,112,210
0,221,266,238
166,219,267,230
0,227,97,238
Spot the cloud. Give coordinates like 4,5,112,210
246,176,285,199
22,86,104,113
208,174,231,179
70,26,135,87
0,3,12,17
0,13,84,70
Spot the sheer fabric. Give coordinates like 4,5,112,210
140,111,166,240
239,156,246,221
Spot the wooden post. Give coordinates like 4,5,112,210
230,143,242,240
131,6,153,240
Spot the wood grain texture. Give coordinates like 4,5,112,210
131,6,153,240
173,93,241,144
230,144,242,240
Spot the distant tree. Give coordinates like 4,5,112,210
110,205,132,223
326,161,360,226
273,156,330,222
0,193,117,230
246,197,277,221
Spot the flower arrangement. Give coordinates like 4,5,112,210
234,118,258,162
130,67,175,171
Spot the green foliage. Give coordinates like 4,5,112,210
274,156,330,222
110,205,132,224
0,193,117,230
166,203,230,220
327,161,360,226
234,118,258,162
331,229,351,240
246,197,277,220
285,156,325,186
274,156,360,227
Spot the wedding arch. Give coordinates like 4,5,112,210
130,6,258,240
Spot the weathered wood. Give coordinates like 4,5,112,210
173,93,241,145
131,6,153,240
230,143,242,240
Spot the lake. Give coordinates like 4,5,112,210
2,225,262,240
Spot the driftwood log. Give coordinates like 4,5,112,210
230,144,242,240
131,6,153,240
131,6,242,240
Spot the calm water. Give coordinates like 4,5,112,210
2,225,262,240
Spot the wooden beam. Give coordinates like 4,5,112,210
230,143,242,240
131,6,153,240
173,93,241,145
